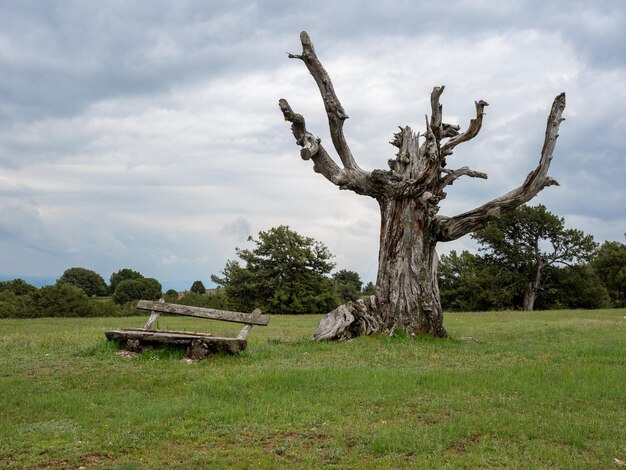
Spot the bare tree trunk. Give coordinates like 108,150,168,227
281,32,566,340
522,259,543,311
522,289,536,312
314,197,446,339
376,197,446,336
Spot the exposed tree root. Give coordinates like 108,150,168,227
313,296,382,340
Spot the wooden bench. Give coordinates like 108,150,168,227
105,300,269,359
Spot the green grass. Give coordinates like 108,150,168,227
1,309,625,469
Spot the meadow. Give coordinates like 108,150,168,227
1,309,625,469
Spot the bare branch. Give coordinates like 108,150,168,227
442,123,461,138
279,98,379,197
423,114,438,160
441,100,489,156
289,31,360,171
279,98,343,184
438,166,488,191
429,86,445,140
435,93,566,242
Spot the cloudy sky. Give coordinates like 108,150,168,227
1,0,624,290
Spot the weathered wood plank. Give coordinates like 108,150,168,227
105,329,246,354
136,301,269,326
123,328,213,337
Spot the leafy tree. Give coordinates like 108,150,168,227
57,267,108,297
113,278,162,305
212,226,340,314
362,281,376,296
592,239,626,307
30,283,96,317
164,289,179,302
472,205,597,311
332,269,363,302
190,280,206,294
109,268,143,293
212,260,257,313
438,250,515,312
113,280,144,305
139,278,162,301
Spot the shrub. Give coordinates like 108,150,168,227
29,283,96,317
0,290,31,318
178,290,228,310
0,279,37,296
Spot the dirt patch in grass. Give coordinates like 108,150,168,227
35,451,120,470
78,451,117,466
446,433,483,454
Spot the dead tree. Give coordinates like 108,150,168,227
279,32,566,340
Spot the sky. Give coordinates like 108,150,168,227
1,0,625,290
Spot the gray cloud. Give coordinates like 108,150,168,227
1,0,624,286
220,217,252,241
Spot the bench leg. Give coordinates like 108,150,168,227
187,339,212,360
126,339,144,352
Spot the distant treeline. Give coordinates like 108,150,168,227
0,279,134,318
0,259,371,318
1,208,624,318
0,268,225,318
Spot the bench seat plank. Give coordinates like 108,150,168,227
122,328,214,337
105,329,246,354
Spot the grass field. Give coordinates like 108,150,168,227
1,309,625,469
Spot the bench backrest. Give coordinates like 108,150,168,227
136,300,269,340
137,300,269,325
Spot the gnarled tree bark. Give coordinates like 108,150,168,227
279,32,566,340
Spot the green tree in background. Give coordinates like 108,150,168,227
438,248,614,312
438,250,516,312
362,281,376,296
537,265,610,310
113,278,162,305
112,280,144,305
57,267,108,297
332,269,363,302
190,280,206,294
472,204,597,311
109,268,143,294
164,289,179,302
212,226,340,314
592,238,626,307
